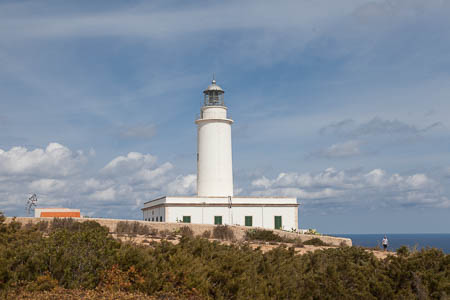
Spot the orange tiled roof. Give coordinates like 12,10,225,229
40,212,81,218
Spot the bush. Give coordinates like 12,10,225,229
212,225,235,240
1,212,449,299
293,239,304,248
27,272,58,292
303,237,329,246
201,230,211,239
397,245,410,257
35,220,49,232
116,221,149,236
50,218,80,232
159,229,170,238
245,229,304,247
245,229,284,242
179,226,194,238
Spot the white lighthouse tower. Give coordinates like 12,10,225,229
142,78,298,230
196,79,233,197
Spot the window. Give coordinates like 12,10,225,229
182,216,191,223
245,216,253,227
160,216,163,222
214,216,222,225
274,216,282,230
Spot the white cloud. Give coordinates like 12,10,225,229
0,143,191,218
101,152,157,176
166,174,197,195
0,143,86,177
252,168,355,189
320,117,442,138
90,187,116,202
320,140,361,158
29,179,66,193
250,167,443,209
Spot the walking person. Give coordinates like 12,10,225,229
382,235,388,251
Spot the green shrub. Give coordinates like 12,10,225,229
396,245,410,257
35,220,49,232
26,272,58,291
293,239,304,248
116,221,149,236
201,230,211,239
179,226,194,238
212,225,235,240
245,228,284,242
50,218,80,232
245,229,304,247
0,212,449,299
116,221,131,234
303,237,329,246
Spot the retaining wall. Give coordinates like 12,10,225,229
5,217,352,247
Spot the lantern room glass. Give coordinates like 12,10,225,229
204,90,224,106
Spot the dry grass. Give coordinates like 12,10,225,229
7,288,154,300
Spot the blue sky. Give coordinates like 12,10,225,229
1,0,450,233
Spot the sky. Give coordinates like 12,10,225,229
1,0,450,234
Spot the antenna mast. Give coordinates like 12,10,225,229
26,194,38,216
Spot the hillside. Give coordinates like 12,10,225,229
1,214,449,299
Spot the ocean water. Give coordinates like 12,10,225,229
330,234,450,254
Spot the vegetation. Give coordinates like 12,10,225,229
245,228,304,247
1,213,449,299
305,228,321,235
303,237,329,246
245,228,285,242
212,225,235,240
116,221,151,236
178,226,194,238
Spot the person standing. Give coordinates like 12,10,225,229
382,235,388,251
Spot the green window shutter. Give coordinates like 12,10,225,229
214,216,222,225
245,216,252,227
274,216,282,230
183,216,191,223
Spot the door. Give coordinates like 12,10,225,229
245,216,253,227
274,216,282,230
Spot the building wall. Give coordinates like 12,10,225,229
165,206,298,230
143,206,165,222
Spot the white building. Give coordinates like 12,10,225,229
142,79,298,230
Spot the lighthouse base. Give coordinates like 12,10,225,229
142,196,299,231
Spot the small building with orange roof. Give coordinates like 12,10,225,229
35,208,81,218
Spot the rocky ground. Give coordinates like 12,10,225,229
114,234,395,259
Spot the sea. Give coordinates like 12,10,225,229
329,234,450,254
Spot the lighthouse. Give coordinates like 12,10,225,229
142,78,299,230
196,79,234,197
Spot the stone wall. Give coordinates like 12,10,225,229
5,217,352,247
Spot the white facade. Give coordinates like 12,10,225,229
196,106,233,197
142,79,299,230
142,196,298,230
